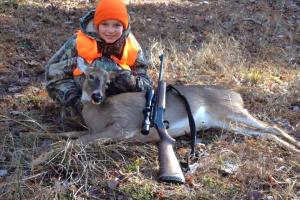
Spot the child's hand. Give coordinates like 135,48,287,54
114,70,136,90
63,88,82,107
106,70,136,95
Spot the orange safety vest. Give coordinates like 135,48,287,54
73,30,140,76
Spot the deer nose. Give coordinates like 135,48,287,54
91,92,103,104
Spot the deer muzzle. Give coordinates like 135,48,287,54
91,92,103,104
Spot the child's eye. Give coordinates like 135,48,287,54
114,23,122,27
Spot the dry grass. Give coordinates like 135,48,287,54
0,0,299,199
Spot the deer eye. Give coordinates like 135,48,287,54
88,74,95,80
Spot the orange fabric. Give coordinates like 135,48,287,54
74,30,139,76
93,0,129,29
110,34,139,70
74,30,102,76
76,30,102,64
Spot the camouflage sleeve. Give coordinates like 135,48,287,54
44,34,81,104
131,48,153,91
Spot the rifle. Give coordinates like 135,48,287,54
142,54,185,184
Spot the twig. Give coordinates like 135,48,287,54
238,18,263,26
223,18,263,30
285,179,297,199
22,171,49,182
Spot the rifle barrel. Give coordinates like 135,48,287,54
158,54,164,82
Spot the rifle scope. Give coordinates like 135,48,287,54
141,89,155,135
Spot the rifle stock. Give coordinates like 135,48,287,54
157,128,185,183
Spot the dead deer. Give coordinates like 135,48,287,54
61,59,300,154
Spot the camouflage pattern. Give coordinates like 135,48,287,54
45,11,152,122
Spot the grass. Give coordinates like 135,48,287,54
0,0,299,199
121,177,153,200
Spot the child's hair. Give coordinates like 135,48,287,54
93,0,129,29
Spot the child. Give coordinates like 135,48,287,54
45,0,152,123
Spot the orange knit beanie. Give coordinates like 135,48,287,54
93,0,129,29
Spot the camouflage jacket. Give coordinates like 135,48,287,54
45,11,152,106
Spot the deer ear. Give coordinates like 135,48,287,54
77,57,89,74
108,71,117,82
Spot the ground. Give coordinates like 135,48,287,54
0,0,299,199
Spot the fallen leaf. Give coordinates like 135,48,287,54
247,190,263,200
68,184,78,193
0,169,8,177
184,172,202,188
219,161,239,175
32,152,49,167
177,147,189,156
107,178,120,190
185,173,195,187
23,60,40,66
188,162,200,174
38,90,48,97
268,175,278,187
8,86,23,93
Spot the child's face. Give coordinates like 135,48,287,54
98,20,123,44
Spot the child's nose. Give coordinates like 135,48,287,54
107,28,114,33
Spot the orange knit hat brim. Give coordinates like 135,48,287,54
93,0,129,29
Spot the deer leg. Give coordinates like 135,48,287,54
229,126,300,154
268,125,300,149
264,133,300,154
75,123,135,145
57,130,89,139
228,110,300,148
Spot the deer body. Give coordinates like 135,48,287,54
80,85,240,142
67,59,300,153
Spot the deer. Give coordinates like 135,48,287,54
59,58,300,154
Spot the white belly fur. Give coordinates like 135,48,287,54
168,106,214,136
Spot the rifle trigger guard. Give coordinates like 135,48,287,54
163,120,170,129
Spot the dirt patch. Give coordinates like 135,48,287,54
0,0,299,199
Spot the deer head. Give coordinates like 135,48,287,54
77,57,110,105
